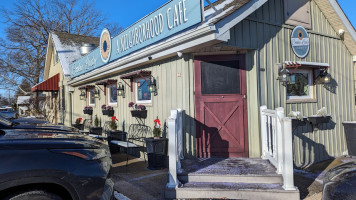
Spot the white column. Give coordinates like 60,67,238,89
276,107,285,174
282,117,296,190
260,106,268,159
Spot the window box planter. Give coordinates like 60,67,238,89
145,137,168,170
89,127,102,136
131,110,147,119
83,110,93,115
291,117,308,127
72,124,84,130
308,115,331,125
102,110,108,115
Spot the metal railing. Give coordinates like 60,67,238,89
260,106,296,190
166,109,183,189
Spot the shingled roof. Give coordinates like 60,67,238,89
51,32,99,76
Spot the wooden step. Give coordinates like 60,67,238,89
165,182,300,200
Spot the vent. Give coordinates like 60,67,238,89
80,43,96,56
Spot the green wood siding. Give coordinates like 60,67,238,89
228,0,355,165
72,54,197,157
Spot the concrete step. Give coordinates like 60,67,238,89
178,173,283,184
165,182,300,200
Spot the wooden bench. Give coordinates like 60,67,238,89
110,124,152,166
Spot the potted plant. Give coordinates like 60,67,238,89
145,117,168,170
102,104,108,115
83,106,93,115
90,115,102,135
129,102,147,118
73,117,84,130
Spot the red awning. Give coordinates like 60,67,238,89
31,74,59,92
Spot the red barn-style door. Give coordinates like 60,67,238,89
195,55,248,158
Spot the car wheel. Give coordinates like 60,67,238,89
5,190,63,200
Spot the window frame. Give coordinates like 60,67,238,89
107,83,118,105
88,88,95,106
286,69,315,101
134,77,152,105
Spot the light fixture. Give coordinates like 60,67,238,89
117,82,125,98
319,69,331,84
93,89,100,98
277,65,290,85
52,91,58,96
80,90,86,100
149,77,158,96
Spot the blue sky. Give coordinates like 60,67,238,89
0,0,354,97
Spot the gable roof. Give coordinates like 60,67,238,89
314,0,356,55
51,32,99,76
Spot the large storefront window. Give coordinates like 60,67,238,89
287,69,314,100
135,78,151,104
89,88,95,105
108,84,117,104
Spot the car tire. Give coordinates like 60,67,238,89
4,190,63,200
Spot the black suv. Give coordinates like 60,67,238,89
0,129,114,200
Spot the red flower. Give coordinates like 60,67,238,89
78,118,82,122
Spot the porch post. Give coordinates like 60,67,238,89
276,107,285,174
282,117,296,190
260,106,268,159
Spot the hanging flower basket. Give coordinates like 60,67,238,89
131,110,147,119
83,109,93,115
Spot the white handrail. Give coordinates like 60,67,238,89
166,109,183,189
260,106,296,191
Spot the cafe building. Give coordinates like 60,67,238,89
63,0,356,167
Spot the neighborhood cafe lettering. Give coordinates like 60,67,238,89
116,0,188,54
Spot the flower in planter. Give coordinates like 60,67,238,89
75,117,82,125
128,102,135,108
137,105,146,111
128,102,146,111
84,106,93,110
110,116,118,130
106,105,113,110
101,104,107,110
153,117,161,138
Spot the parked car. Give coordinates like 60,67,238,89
0,116,77,132
0,108,18,119
0,129,114,200
322,160,356,200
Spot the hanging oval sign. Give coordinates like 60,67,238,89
291,26,310,58
100,28,111,63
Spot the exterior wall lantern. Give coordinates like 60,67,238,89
319,69,331,84
93,88,100,99
117,82,125,98
149,77,158,96
277,64,290,85
80,90,86,100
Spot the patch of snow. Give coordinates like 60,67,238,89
114,191,131,200
51,33,83,76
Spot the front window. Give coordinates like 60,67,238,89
88,88,95,105
135,78,151,104
108,83,117,104
287,69,314,100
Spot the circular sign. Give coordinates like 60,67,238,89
100,28,111,63
291,26,310,58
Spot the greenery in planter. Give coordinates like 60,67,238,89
94,115,99,127
110,116,118,130
75,117,82,125
153,117,161,138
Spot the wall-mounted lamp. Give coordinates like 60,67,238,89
149,77,158,96
117,82,125,98
93,89,100,98
52,91,58,96
277,65,290,85
319,69,331,84
80,90,86,100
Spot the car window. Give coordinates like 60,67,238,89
0,116,13,126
